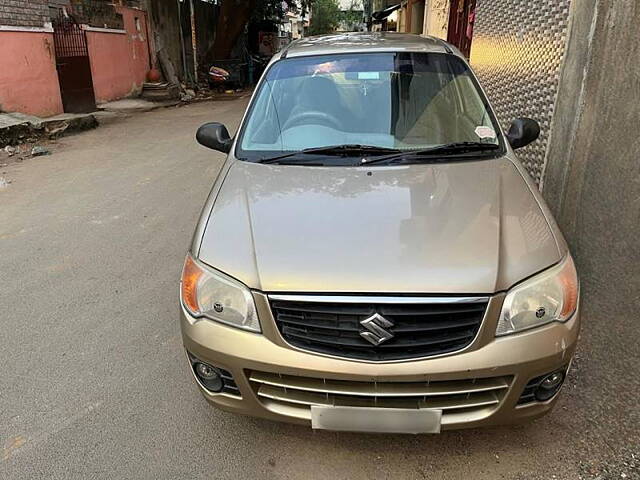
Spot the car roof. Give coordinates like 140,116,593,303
280,32,460,59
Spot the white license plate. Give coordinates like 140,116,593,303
311,406,442,434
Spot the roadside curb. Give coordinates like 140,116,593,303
0,112,99,148
0,101,177,148
0,94,249,149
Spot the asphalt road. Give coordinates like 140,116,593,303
1,99,637,480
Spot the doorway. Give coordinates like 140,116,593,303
410,0,426,34
447,0,476,58
53,14,97,113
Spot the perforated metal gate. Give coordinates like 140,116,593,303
53,15,97,113
469,0,572,187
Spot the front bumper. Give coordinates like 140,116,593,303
180,292,580,431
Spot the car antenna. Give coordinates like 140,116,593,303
280,39,298,60
438,39,453,54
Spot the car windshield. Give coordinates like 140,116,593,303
237,52,502,162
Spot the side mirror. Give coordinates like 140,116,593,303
506,118,540,149
196,122,232,153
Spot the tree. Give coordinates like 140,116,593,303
209,0,313,60
308,0,340,35
251,0,313,22
339,0,364,31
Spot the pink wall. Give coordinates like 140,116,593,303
86,7,151,104
0,31,63,117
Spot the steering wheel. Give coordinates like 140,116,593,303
282,111,342,131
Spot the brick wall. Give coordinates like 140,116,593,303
0,0,144,28
47,1,144,28
0,0,49,28
69,0,124,29
48,0,70,8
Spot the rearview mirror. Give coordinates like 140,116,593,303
507,118,540,149
196,122,232,153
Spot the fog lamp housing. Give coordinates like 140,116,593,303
518,366,568,405
186,352,241,397
535,371,565,401
194,362,224,392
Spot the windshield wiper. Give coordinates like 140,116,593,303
259,144,402,164
361,142,501,166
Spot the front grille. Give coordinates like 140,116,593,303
249,371,511,423
270,297,488,361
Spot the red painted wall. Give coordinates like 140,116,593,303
85,7,151,104
0,31,63,117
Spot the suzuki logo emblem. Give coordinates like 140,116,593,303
360,313,395,346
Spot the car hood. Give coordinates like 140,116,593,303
198,158,561,294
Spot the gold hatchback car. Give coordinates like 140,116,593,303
180,33,579,434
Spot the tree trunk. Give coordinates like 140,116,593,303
210,0,257,60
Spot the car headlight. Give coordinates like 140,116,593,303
180,254,260,332
496,255,578,336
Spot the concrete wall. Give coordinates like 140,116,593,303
465,0,640,324
194,0,219,67
543,0,640,311
147,0,185,80
0,30,63,116
85,6,150,103
540,0,639,441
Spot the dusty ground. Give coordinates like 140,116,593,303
0,99,637,479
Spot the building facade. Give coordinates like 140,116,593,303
0,0,151,116
0,0,62,116
284,10,307,40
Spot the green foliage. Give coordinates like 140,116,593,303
308,0,341,35
252,0,315,22
339,0,364,31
